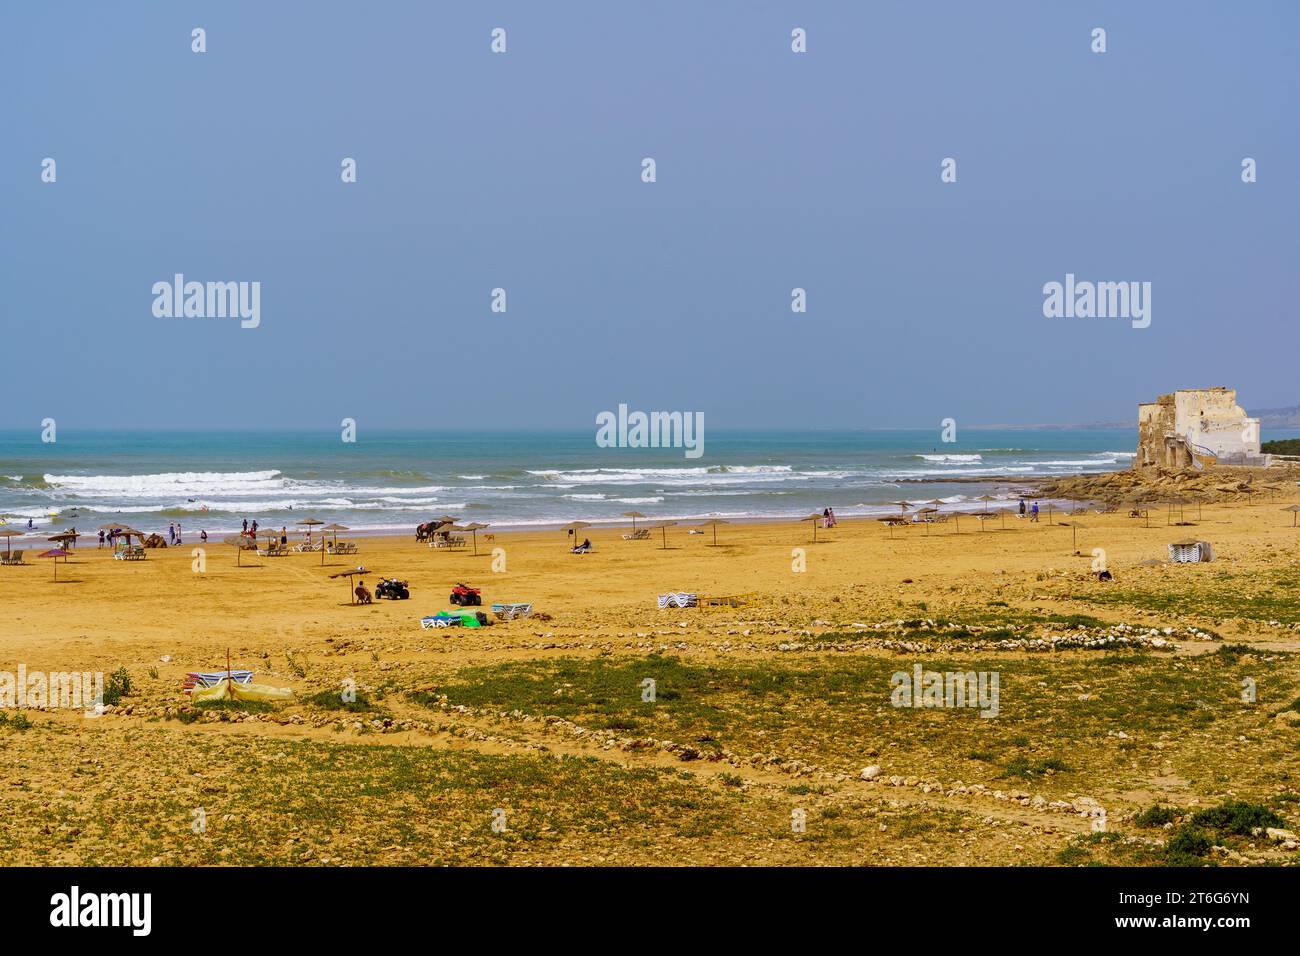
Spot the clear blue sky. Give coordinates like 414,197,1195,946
2,1,1296,430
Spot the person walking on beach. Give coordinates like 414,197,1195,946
98,529,105,549
200,529,207,543
1030,501,1039,523
168,522,175,545
175,522,182,545
280,527,287,547
242,518,248,534
1019,499,1026,517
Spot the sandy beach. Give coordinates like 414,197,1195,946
2,494,1297,866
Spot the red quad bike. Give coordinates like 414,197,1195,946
449,583,482,606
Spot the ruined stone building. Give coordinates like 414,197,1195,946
1135,388,1261,470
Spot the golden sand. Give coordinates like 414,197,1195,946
1,499,1297,865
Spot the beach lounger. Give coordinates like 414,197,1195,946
621,529,651,540
329,542,358,555
0,550,23,566
657,592,698,610
491,602,533,621
698,593,755,608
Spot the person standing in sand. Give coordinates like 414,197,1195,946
1030,501,1039,522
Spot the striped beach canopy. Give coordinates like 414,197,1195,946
183,670,255,692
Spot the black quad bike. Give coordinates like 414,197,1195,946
449,583,481,606
375,577,410,600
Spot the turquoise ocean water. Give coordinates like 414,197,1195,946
0,428,1172,538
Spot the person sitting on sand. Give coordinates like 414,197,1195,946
355,580,373,604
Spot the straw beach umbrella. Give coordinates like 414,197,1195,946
1283,505,1300,528
461,522,489,556
329,566,374,605
39,547,70,581
800,513,825,543
47,530,79,550
976,494,997,513
889,501,913,514
1165,496,1190,526
914,506,938,535
622,511,647,533
1060,520,1084,551
0,528,23,558
694,518,729,546
648,520,677,549
297,517,325,547
560,521,591,548
320,523,350,564
223,534,251,567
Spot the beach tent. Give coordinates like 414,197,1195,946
191,677,293,703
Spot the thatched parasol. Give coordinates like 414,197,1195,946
800,513,826,543
648,520,677,549
222,534,252,566
0,527,24,557
1283,504,1300,528
39,547,71,580
329,566,375,605
693,518,729,546
622,511,647,532
460,522,489,556
560,521,591,546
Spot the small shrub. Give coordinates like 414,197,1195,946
1164,824,1212,863
102,667,131,707
1134,805,1181,828
1189,800,1284,836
